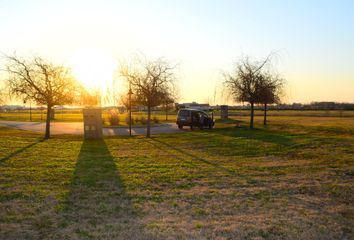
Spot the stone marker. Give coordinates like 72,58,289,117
220,105,228,120
83,108,103,139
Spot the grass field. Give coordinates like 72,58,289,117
228,109,354,118
0,109,175,126
0,116,353,239
1,109,353,124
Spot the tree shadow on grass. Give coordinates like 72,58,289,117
58,139,151,239
150,138,237,176
0,140,43,164
212,126,296,147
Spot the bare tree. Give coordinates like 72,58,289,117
2,54,80,139
120,56,177,137
119,92,138,111
161,92,177,121
258,73,284,125
0,72,8,105
0,89,4,105
224,56,271,129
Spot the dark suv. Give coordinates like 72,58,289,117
176,109,215,129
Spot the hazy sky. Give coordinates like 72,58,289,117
1,0,353,104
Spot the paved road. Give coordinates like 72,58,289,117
0,120,182,136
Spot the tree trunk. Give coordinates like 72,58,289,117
147,105,151,137
50,108,55,120
165,105,168,121
250,102,254,129
263,103,267,125
45,105,52,139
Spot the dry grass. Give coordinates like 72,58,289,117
0,115,353,239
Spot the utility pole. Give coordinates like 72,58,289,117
165,101,168,121
128,84,133,136
29,101,32,121
23,99,32,121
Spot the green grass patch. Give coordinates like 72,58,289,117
0,116,353,239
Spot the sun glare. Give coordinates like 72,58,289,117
70,48,116,91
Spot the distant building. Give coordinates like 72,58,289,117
1,105,24,111
176,102,211,111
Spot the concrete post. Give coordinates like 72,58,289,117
83,108,103,139
220,105,228,120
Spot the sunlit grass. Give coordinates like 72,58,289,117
0,116,353,239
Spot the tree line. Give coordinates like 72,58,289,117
0,52,284,138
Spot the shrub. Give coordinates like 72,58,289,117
125,116,135,125
134,116,140,124
140,116,147,124
153,116,159,123
108,109,119,126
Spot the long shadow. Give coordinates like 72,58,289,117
212,126,296,147
147,139,199,168
58,139,151,239
0,140,42,164
150,138,237,176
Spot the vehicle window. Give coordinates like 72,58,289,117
178,110,189,117
198,111,208,117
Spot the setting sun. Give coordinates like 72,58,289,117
69,48,116,91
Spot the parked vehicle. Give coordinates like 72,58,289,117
176,109,215,129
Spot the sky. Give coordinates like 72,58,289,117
0,0,353,105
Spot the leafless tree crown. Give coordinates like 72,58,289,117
120,57,177,107
3,54,79,107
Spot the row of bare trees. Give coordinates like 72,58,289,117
224,55,284,129
0,52,284,138
0,53,178,138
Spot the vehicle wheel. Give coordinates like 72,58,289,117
178,125,183,129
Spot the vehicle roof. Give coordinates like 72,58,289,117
179,109,208,113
